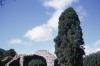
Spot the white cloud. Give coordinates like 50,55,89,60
47,10,62,28
96,48,100,52
85,45,95,55
25,0,79,42
85,40,100,55
25,25,53,41
43,0,79,10
94,40,100,45
9,38,22,44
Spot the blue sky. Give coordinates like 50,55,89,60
0,0,100,55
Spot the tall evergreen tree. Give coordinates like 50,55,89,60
54,7,85,66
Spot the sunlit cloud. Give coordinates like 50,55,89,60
43,0,79,10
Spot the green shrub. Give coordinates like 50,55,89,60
28,55,47,66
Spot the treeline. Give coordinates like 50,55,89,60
54,51,100,66
0,48,16,60
83,51,100,66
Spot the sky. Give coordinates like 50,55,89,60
0,0,100,55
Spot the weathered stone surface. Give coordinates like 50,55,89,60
35,50,56,66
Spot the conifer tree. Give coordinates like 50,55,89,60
54,7,85,66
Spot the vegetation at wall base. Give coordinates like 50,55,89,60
83,51,100,66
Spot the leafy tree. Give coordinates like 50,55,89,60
28,59,45,66
83,51,100,66
28,55,47,66
6,49,16,57
54,7,85,66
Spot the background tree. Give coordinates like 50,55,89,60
83,51,100,66
0,48,17,66
5,49,16,57
28,55,47,66
28,59,45,66
54,7,85,66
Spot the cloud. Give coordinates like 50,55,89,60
85,40,100,55
75,6,87,21
25,25,53,41
47,10,62,28
9,38,22,44
43,0,79,10
85,45,95,55
94,40,100,45
96,48,100,52
25,0,79,42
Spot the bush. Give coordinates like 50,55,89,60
28,59,46,66
24,55,47,66
83,51,100,66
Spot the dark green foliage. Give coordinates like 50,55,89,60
54,59,60,66
28,59,46,66
83,51,100,66
0,48,5,53
0,48,6,60
24,55,47,66
24,55,37,66
5,49,16,57
54,7,85,66
0,48,16,58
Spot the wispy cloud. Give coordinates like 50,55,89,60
9,38,22,45
94,40,100,46
25,0,79,42
85,40,100,55
75,6,87,21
